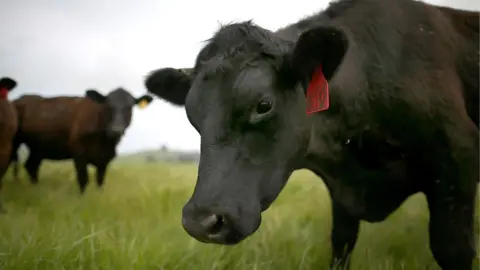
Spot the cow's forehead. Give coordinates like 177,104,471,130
192,54,287,108
107,88,135,102
187,22,295,118
194,21,292,75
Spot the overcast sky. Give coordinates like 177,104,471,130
0,0,476,154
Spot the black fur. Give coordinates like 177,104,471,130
145,0,479,269
145,68,193,106
0,77,17,90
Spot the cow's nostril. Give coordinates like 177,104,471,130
199,214,218,228
201,214,226,235
210,215,226,235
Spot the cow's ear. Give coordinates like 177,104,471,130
85,89,106,103
0,77,17,90
135,94,153,109
144,67,193,107
289,26,349,92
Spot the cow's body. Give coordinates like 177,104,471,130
435,4,479,128
11,89,152,192
144,0,479,269
0,77,18,212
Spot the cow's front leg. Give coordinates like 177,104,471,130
95,163,108,189
330,200,360,270
24,154,42,184
425,123,479,270
427,187,475,270
426,180,478,270
0,141,12,213
73,158,89,194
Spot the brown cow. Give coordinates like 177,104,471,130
11,88,153,193
0,77,18,212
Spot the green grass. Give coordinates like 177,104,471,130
0,161,478,270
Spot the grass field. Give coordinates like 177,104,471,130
0,161,478,270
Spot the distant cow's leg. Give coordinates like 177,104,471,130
95,163,108,188
11,156,18,181
73,158,89,194
24,154,42,184
0,143,11,180
330,200,360,270
0,142,12,213
10,138,21,181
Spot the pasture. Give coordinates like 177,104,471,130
0,160,478,270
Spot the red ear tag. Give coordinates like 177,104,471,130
306,66,330,114
0,88,8,99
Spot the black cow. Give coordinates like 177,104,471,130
144,0,479,269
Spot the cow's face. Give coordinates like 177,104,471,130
0,77,17,99
86,88,153,137
145,22,348,245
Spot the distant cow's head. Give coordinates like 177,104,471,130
85,88,153,137
0,77,18,99
145,21,348,245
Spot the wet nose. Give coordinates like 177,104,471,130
181,203,231,244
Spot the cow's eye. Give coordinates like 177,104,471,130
256,100,272,114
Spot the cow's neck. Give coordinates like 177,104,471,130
300,101,369,176
102,134,122,146
86,130,123,147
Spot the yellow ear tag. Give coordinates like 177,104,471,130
138,99,148,109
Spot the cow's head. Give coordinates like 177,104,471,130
85,88,153,137
0,77,18,99
145,22,348,244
